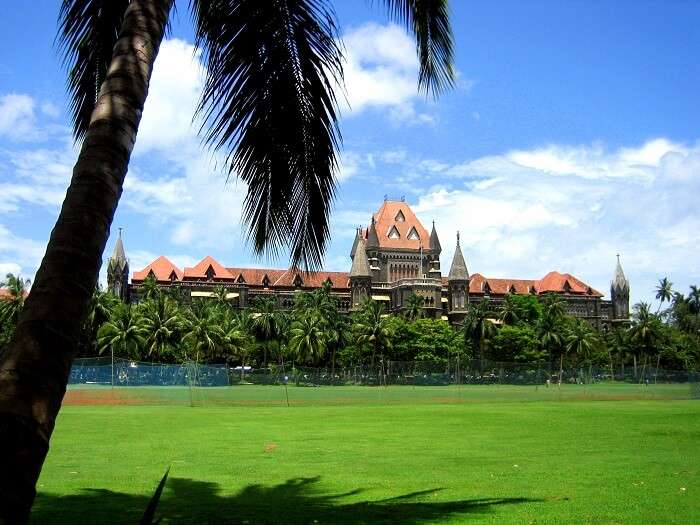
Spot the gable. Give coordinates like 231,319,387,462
407,226,420,240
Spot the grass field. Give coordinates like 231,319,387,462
34,385,700,524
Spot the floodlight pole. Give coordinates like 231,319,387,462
111,347,115,389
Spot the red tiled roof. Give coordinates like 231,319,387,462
467,271,602,297
183,256,235,280
367,200,430,251
226,268,350,289
132,256,183,282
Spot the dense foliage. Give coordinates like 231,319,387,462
1,274,699,373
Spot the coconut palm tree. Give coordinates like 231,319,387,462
139,274,161,301
0,273,31,326
404,293,425,320
182,303,223,364
630,302,661,381
498,294,520,325
537,295,566,383
288,315,327,365
655,277,673,314
140,294,183,361
462,299,496,373
0,1,454,516
354,299,394,382
217,310,251,365
96,304,147,364
79,287,119,356
252,297,286,367
565,320,599,384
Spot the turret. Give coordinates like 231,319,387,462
428,221,442,276
611,254,630,320
107,228,130,301
447,232,469,312
349,236,372,309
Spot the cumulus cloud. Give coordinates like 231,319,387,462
0,224,46,278
340,23,437,125
402,139,700,303
0,94,38,140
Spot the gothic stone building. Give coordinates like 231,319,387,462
110,199,630,329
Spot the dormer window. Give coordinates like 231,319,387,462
483,282,491,295
262,274,270,288
388,226,400,239
147,269,156,280
205,265,216,281
324,277,333,288
169,270,177,282
236,273,246,284
563,280,571,293
407,227,420,240
509,284,517,294
529,286,537,295
395,210,405,222
293,274,303,288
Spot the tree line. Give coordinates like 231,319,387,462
2,274,699,375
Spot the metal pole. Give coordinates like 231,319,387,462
111,347,114,389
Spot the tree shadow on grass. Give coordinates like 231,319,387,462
32,476,540,524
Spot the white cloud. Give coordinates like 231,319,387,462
0,94,37,140
133,39,205,155
406,139,700,303
0,224,46,278
340,23,438,125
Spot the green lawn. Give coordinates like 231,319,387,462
34,387,700,524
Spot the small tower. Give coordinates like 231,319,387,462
611,254,630,320
448,232,469,314
107,228,129,301
349,236,372,309
428,220,442,276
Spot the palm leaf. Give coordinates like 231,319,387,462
57,0,131,140
378,0,455,96
191,0,343,270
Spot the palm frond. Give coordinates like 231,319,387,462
378,0,455,96
191,0,343,270
57,0,131,140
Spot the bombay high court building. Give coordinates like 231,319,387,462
108,199,631,329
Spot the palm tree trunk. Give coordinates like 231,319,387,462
558,353,564,385
0,1,172,521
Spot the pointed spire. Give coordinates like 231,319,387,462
429,220,441,252
448,231,468,281
110,228,127,270
350,228,361,258
612,254,629,293
367,218,380,248
350,237,371,278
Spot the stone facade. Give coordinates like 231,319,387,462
114,199,630,329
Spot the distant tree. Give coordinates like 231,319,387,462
630,302,662,380
96,304,147,360
288,315,327,365
252,297,286,367
404,293,425,320
212,285,232,307
140,294,183,361
498,294,520,325
537,295,567,382
0,273,31,326
182,304,223,364
462,299,496,372
79,287,119,356
216,310,251,365
139,274,160,301
655,277,673,314
354,299,394,380
565,320,599,383
490,325,544,363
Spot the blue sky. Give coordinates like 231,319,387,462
1,0,699,306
